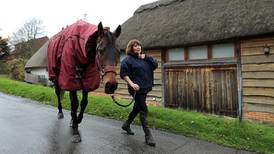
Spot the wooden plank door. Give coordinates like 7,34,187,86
164,65,238,117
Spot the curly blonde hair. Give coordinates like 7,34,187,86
125,39,142,55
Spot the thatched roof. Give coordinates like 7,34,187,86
25,40,49,69
117,0,274,49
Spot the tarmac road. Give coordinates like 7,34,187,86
0,92,255,154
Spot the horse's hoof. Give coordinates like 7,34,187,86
71,129,81,143
57,112,64,119
71,134,81,143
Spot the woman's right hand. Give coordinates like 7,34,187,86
130,83,140,91
123,76,140,91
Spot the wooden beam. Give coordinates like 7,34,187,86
243,87,274,97
241,54,274,64
240,38,274,48
241,36,274,43
208,45,212,60
244,96,274,105
185,47,189,61
242,63,274,72
244,103,274,113
241,46,274,56
161,49,167,63
243,79,274,88
242,72,274,79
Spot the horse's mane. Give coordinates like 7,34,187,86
85,32,98,64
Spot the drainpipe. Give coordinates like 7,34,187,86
238,75,243,122
236,41,243,122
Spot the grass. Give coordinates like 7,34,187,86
0,75,273,154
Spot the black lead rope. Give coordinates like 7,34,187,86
111,91,136,107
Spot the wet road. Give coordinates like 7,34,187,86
0,92,254,154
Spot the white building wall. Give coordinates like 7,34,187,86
31,68,48,79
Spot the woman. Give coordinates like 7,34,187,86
120,39,158,146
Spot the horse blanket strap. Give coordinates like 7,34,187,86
75,66,84,79
111,91,136,107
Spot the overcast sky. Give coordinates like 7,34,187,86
0,0,156,38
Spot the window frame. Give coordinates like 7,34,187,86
166,43,236,62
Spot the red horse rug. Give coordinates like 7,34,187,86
47,20,100,92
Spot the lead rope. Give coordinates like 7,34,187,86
111,91,136,107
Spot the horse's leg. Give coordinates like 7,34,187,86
69,90,81,143
54,82,64,119
77,90,88,124
69,91,79,128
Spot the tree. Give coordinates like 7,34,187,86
11,18,45,44
0,36,10,58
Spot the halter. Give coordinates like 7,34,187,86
95,44,135,107
95,48,117,78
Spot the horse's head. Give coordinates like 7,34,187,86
95,22,121,94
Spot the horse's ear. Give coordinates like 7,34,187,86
114,25,121,38
98,22,104,36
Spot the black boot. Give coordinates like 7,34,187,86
122,121,134,135
140,111,156,146
122,111,137,135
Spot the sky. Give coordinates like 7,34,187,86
0,0,156,38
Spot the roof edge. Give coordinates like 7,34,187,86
134,0,183,14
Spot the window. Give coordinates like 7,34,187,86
212,43,234,58
165,43,235,62
188,46,207,60
25,69,31,73
168,48,184,61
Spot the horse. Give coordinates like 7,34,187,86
47,20,121,142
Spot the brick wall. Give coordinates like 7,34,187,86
244,111,274,122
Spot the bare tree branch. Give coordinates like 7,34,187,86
11,18,45,45
0,36,10,58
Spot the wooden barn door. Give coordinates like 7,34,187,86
163,65,238,117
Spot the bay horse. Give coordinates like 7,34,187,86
47,21,121,142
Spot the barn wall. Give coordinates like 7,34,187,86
241,36,274,122
95,50,163,104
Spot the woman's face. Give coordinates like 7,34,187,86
132,43,141,54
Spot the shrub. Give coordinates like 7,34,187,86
7,58,27,81
0,61,9,74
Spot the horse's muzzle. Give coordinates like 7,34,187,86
105,82,118,94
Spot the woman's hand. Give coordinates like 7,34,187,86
139,53,145,59
123,76,140,91
130,83,140,91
